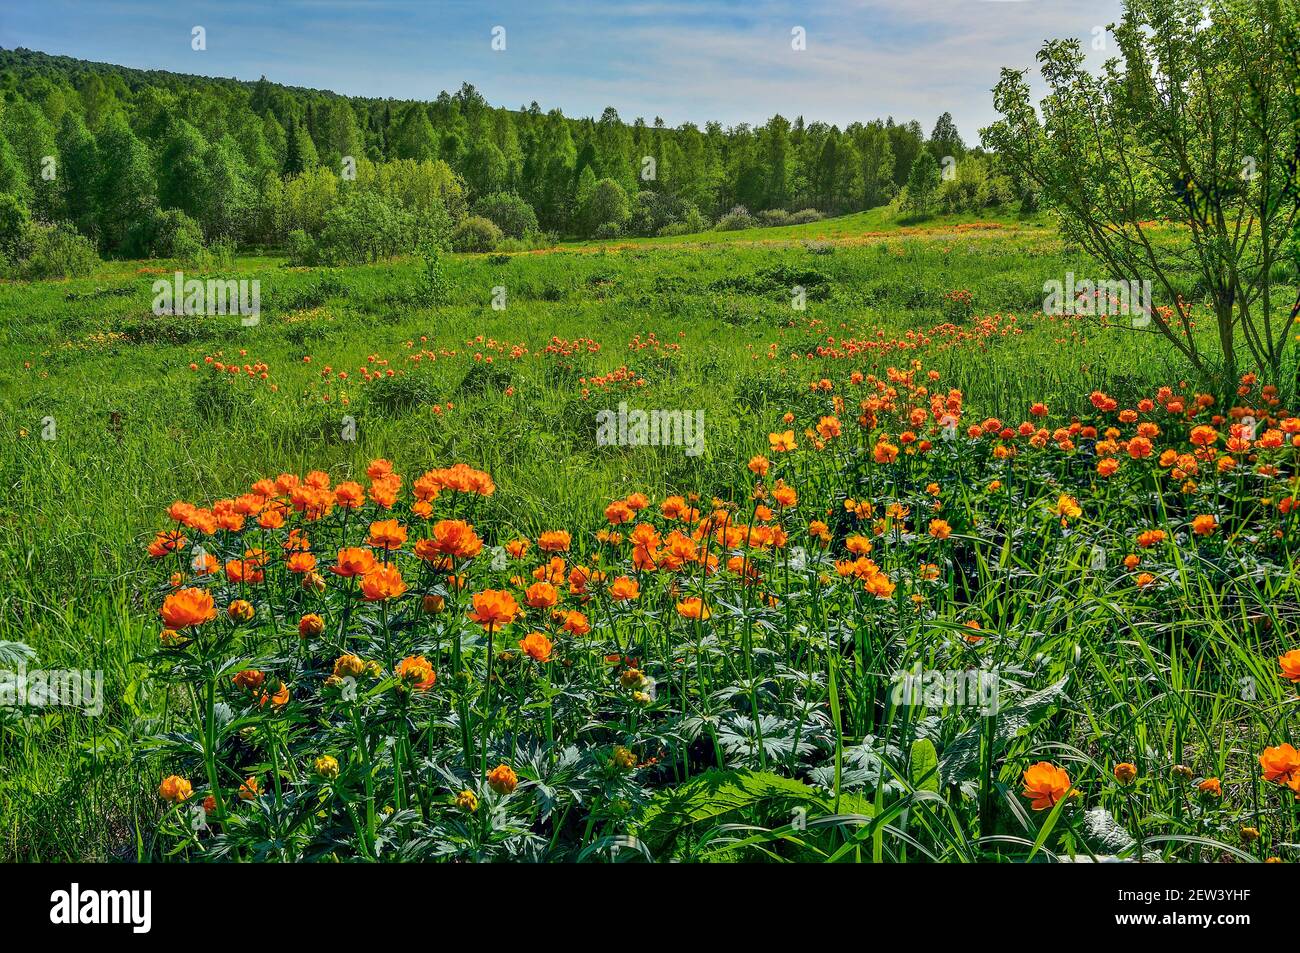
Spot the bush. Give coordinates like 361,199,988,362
22,223,99,279
593,221,624,240
471,192,538,240
450,215,502,253
317,191,451,265
579,178,630,237
787,208,825,225
286,229,318,266
715,205,755,231
127,208,205,260
0,194,33,264
757,209,793,227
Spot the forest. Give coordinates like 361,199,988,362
0,47,1018,271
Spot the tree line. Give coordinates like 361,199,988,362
0,47,1025,271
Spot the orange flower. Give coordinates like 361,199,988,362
227,599,254,623
160,587,216,629
560,610,591,635
159,775,193,802
1192,514,1217,536
928,519,952,540
873,441,899,464
608,576,640,601
239,777,261,801
676,597,711,621
333,547,378,578
286,551,318,574
1136,529,1166,548
334,481,366,509
428,519,484,559
1259,743,1300,784
1198,777,1222,797
518,632,553,663
1020,761,1073,811
748,454,770,476
367,519,408,551
771,482,797,507
768,430,797,453
524,581,559,609
360,564,406,601
467,589,520,628
487,763,518,795
1279,650,1300,683
537,530,571,552
505,538,530,559
1054,494,1082,520
298,613,325,639
224,558,264,585
604,500,634,525
395,655,436,691
1114,763,1137,784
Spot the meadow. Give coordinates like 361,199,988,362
2,210,1297,862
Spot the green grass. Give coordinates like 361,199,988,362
1,209,1294,861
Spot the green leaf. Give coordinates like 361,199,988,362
909,738,940,794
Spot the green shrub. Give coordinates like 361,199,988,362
450,215,502,253
22,224,99,279
472,192,538,239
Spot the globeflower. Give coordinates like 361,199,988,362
333,547,378,578
518,632,553,663
488,763,518,795
314,755,340,779
366,519,408,551
1279,650,1300,683
360,564,406,601
298,613,325,639
1259,743,1300,784
537,530,571,552
159,775,193,803
395,654,436,690
467,589,520,629
676,597,711,621
1021,761,1073,811
609,577,640,601
160,587,216,629
1054,495,1082,521
524,581,559,609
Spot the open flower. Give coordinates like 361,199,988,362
333,547,378,578
1280,650,1300,683
1259,743,1300,784
676,597,710,621
1021,762,1073,811
518,632,553,663
160,587,216,629
467,589,520,628
360,564,406,601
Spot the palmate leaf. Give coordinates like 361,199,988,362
938,676,1070,785
630,768,873,857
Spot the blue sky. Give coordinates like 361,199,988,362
0,0,1123,141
